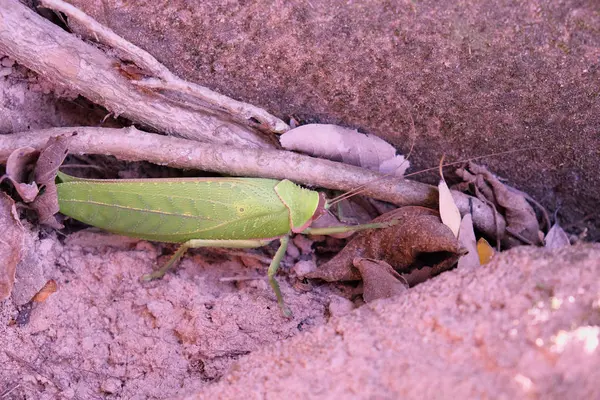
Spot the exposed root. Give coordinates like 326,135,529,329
0,127,506,239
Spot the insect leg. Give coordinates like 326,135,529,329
267,235,292,318
301,220,398,236
141,238,274,281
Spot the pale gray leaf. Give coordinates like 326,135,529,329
280,124,408,176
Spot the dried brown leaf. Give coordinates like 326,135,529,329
0,192,25,300
306,206,464,282
456,162,542,246
34,135,71,185
0,147,40,202
354,258,408,302
280,124,409,176
336,196,380,225
457,214,480,269
544,223,571,249
30,135,71,229
31,183,63,229
401,267,435,286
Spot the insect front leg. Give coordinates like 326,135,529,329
141,238,274,281
267,235,292,318
301,220,398,236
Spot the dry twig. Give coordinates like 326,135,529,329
39,0,289,135
0,0,274,148
0,127,506,239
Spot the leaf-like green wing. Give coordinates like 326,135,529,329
57,178,297,243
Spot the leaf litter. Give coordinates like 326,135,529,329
29,135,71,229
306,206,465,297
353,258,408,303
457,213,480,269
476,238,496,265
455,162,544,247
544,223,571,249
0,146,40,202
438,156,461,238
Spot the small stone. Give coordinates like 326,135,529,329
328,295,355,317
101,378,122,394
1,57,15,67
286,241,300,258
0,67,13,77
292,260,316,278
293,235,314,254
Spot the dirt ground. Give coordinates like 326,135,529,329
1,229,598,399
1,0,599,399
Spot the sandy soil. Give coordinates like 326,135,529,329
1,228,598,399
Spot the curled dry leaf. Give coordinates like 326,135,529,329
457,213,480,269
0,192,25,300
544,223,571,249
30,135,72,229
455,162,542,247
280,124,409,176
306,206,465,283
353,258,408,303
401,267,435,287
0,146,40,202
34,135,72,184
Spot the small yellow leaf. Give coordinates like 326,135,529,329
477,238,495,265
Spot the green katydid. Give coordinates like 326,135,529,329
55,171,394,316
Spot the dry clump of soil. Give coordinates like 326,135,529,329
191,245,600,399
0,229,329,398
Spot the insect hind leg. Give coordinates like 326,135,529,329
141,238,274,281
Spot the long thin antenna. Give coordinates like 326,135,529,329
328,146,538,207
403,147,537,179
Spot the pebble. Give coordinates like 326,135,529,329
328,295,355,317
1,57,15,67
292,260,316,277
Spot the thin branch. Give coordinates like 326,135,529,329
39,0,289,134
0,0,273,148
0,127,506,239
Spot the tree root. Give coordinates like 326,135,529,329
0,127,506,239
0,0,280,147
